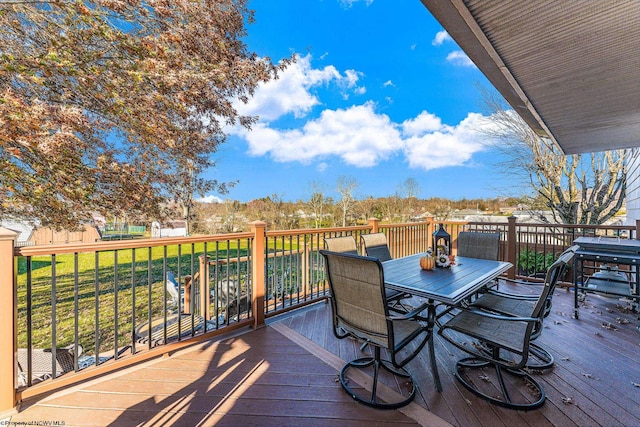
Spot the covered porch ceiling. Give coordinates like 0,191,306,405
420,0,640,155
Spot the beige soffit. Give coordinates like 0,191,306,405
420,0,640,155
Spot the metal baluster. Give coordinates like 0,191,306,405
147,248,152,350
26,256,33,386
162,246,167,344
51,254,57,379
74,253,79,371
177,244,182,340
247,237,253,319
213,241,220,327
131,249,136,354
94,252,100,365
113,250,118,359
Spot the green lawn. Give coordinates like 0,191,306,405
17,241,251,353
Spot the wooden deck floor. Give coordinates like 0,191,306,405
275,284,640,427
7,283,640,426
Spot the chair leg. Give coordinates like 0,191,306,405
454,357,546,410
339,346,416,409
526,343,554,370
475,340,555,370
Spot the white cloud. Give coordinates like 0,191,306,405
198,195,224,203
432,31,476,68
446,50,476,67
401,111,442,137
343,69,361,87
339,0,374,8
241,101,402,167
233,55,489,172
240,106,490,171
233,54,364,121
402,113,489,170
432,30,453,46
383,80,395,87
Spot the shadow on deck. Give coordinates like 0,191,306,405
8,282,640,426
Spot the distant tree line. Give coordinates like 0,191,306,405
187,192,524,234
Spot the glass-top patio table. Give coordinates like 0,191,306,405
382,254,512,392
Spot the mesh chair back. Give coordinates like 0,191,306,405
531,249,574,320
321,250,389,347
457,232,500,260
324,236,358,255
361,233,392,262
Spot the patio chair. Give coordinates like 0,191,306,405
438,250,573,410
320,250,432,409
323,236,359,255
360,232,393,261
166,271,184,308
360,233,412,312
469,245,577,369
456,231,500,260
17,344,83,387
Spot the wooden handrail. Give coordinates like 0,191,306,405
14,232,254,257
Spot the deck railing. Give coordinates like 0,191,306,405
1,216,638,413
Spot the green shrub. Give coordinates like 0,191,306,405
517,249,556,276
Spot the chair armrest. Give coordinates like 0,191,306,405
486,288,539,300
456,305,539,324
387,302,430,321
485,278,543,300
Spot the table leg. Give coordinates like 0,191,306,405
427,300,442,392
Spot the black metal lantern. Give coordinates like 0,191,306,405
432,223,451,256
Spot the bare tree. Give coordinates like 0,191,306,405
355,196,379,223
220,200,244,233
379,195,402,222
432,202,452,221
482,92,625,225
307,181,328,228
335,176,359,227
397,178,421,221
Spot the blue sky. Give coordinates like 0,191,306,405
201,0,511,204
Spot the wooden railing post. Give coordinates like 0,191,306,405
198,255,210,321
507,216,517,280
368,218,380,233
251,221,266,329
0,227,18,415
635,219,640,240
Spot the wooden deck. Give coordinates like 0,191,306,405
7,283,640,426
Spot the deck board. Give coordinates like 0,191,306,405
8,281,640,426
271,282,640,427
11,326,421,426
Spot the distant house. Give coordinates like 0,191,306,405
151,220,187,238
0,220,35,246
1,219,101,246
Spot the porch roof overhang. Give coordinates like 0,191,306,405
420,0,640,155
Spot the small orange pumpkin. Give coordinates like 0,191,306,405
420,256,435,270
